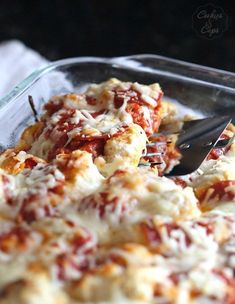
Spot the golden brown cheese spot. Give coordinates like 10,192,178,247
17,121,45,151
0,271,68,304
56,150,91,184
159,100,177,126
0,226,41,254
55,150,104,200
0,150,46,175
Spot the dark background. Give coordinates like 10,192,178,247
0,0,234,71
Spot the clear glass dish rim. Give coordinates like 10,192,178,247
1,53,235,111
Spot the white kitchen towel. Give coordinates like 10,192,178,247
0,40,48,98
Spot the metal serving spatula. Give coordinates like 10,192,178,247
141,116,233,176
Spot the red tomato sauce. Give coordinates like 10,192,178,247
113,87,162,136
207,134,231,160
200,181,235,202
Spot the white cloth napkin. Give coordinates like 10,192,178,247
0,40,48,98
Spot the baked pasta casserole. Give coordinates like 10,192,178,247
0,78,235,303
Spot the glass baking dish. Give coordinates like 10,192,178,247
0,54,235,151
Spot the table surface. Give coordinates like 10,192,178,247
0,0,234,72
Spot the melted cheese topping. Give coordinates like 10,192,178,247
26,78,162,163
95,124,147,176
0,79,234,304
192,154,235,197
